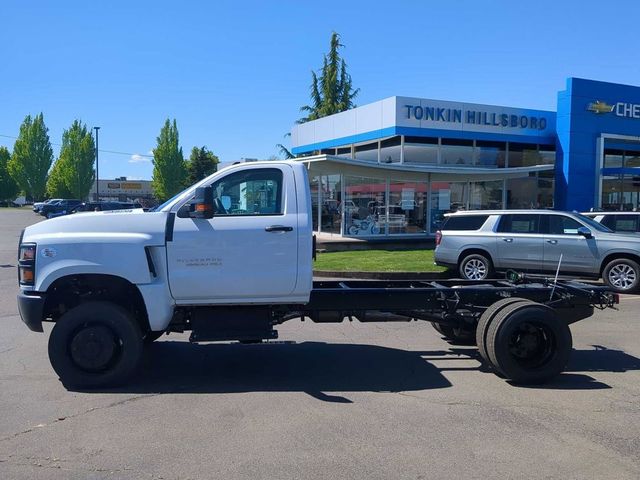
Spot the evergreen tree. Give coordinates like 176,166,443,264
0,146,19,202
57,120,96,199
187,146,219,184
46,159,73,198
298,32,360,123
8,113,54,200
152,119,187,201
278,32,359,158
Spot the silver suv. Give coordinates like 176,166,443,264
434,210,640,293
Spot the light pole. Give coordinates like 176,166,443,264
94,126,100,201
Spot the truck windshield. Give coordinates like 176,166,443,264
149,190,188,212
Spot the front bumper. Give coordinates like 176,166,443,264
17,291,45,332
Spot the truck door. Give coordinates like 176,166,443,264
166,165,298,302
542,214,598,274
494,214,544,272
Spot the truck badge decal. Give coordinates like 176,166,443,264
41,248,57,258
177,257,222,267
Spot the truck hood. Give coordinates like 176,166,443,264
22,209,169,246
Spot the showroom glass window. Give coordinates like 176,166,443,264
319,174,342,234
403,136,438,164
354,141,378,162
343,176,385,237
469,180,503,210
475,141,506,168
441,139,473,166
380,137,401,163
508,143,540,167
387,180,427,234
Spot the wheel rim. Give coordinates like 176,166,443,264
608,263,637,290
507,321,555,369
69,324,121,372
463,259,487,279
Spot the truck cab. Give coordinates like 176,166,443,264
17,161,313,387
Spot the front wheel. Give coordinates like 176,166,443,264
48,301,143,388
459,253,493,280
602,258,640,294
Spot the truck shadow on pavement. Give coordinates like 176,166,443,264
80,341,640,399
125,341,453,402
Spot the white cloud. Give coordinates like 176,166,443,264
129,154,151,163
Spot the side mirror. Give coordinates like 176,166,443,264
189,186,214,219
577,226,592,239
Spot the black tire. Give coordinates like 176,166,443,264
602,258,640,294
144,330,165,344
430,322,475,345
459,253,493,280
431,322,448,336
48,301,143,388
486,302,572,384
476,298,532,365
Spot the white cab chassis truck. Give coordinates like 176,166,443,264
17,161,618,388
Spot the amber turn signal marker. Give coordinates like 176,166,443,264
195,203,212,212
20,268,34,283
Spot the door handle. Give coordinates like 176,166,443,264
502,238,513,243
546,239,558,245
265,225,293,232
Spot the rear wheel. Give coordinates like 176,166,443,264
486,302,572,384
48,301,143,388
459,253,493,280
476,298,532,365
603,258,640,294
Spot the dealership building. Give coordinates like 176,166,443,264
291,78,640,238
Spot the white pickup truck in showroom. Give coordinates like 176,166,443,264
17,161,617,388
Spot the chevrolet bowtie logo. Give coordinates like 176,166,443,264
587,101,614,114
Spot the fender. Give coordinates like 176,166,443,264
33,239,155,292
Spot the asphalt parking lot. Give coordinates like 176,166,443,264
0,208,639,479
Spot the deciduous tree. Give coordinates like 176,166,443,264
8,113,53,200
152,119,187,201
57,120,96,199
46,158,73,198
0,147,19,202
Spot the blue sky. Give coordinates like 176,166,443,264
1,0,639,180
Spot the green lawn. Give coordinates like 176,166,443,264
313,249,447,273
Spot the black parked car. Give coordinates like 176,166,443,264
47,202,124,219
40,199,82,218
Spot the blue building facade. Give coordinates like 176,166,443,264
291,78,640,238
557,78,640,211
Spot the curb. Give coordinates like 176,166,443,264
313,270,451,280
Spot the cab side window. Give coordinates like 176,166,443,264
546,215,582,235
211,168,283,216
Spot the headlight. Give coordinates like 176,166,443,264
18,243,36,286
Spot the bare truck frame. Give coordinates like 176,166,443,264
167,276,618,385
